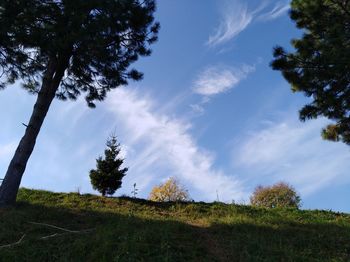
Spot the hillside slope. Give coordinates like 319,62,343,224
1,188,350,261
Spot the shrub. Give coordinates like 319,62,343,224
250,182,301,209
149,177,190,202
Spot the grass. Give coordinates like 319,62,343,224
0,188,350,261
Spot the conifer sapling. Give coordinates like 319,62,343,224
90,135,128,197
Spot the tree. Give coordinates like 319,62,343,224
250,182,301,209
90,135,128,197
271,0,350,144
149,177,190,202
0,0,159,205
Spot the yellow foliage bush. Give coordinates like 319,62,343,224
250,182,301,209
149,177,190,202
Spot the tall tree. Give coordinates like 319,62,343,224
90,135,128,197
0,0,159,205
271,0,350,144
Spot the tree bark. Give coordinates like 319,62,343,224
0,54,69,206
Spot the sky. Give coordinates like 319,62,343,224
1,0,350,212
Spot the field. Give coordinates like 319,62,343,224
1,188,350,261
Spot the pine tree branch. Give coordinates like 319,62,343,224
328,0,350,17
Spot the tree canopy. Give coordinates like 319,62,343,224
271,0,350,144
0,0,159,107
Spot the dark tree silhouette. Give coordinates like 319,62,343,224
90,135,128,197
0,0,159,205
271,0,350,144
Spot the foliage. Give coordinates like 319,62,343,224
89,135,127,196
0,0,160,106
271,0,350,145
1,188,350,261
250,182,301,209
149,177,190,202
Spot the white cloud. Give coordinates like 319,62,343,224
257,2,290,21
193,64,255,97
207,0,254,47
190,103,206,115
105,87,246,201
190,64,255,115
0,85,246,201
207,0,290,47
233,117,350,196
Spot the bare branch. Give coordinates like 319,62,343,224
0,234,26,249
29,221,83,233
40,229,93,240
40,233,59,240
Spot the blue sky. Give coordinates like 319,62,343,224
1,0,350,212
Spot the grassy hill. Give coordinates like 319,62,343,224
1,189,350,261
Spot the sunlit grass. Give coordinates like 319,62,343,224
0,188,349,261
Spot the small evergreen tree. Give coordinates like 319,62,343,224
90,135,128,197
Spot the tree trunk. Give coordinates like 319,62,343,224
0,54,69,206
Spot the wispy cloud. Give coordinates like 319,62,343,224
233,117,350,196
257,2,290,21
193,64,255,97
0,85,246,201
105,88,246,201
207,0,255,47
190,64,255,115
207,0,290,47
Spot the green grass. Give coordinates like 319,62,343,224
1,188,350,261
